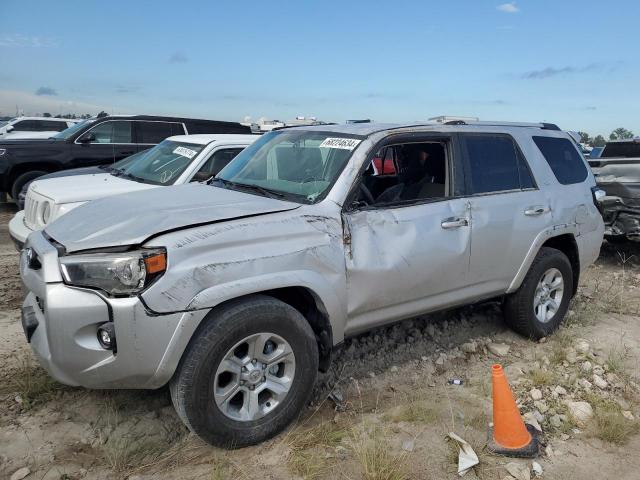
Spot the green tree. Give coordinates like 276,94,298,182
592,135,606,147
609,127,634,140
579,132,592,144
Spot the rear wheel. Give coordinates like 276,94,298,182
170,295,319,448
503,247,573,339
11,171,47,207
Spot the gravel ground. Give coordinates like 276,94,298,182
1,202,639,480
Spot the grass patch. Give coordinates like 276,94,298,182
528,368,554,387
286,422,345,479
385,401,438,424
210,458,232,480
348,425,408,480
550,344,568,366
0,354,70,409
287,422,346,451
583,393,639,445
102,436,167,473
606,345,629,374
288,450,329,480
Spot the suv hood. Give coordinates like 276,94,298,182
45,183,301,252
30,172,156,204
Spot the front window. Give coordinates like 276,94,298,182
216,130,362,203
111,139,206,185
53,119,95,139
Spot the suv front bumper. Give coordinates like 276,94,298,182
9,210,32,250
20,231,205,389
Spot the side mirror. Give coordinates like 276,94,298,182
5,125,14,132
191,171,212,182
78,133,95,143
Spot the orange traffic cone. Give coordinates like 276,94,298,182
488,364,539,457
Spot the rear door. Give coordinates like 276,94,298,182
71,120,136,167
461,133,550,295
134,121,186,152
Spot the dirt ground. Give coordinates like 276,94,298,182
1,202,639,480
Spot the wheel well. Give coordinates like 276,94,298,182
8,163,58,191
263,287,333,372
541,234,580,296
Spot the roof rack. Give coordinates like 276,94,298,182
443,120,561,130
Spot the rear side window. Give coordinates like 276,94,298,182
137,121,178,144
533,136,588,185
40,120,68,131
201,148,244,176
462,134,535,194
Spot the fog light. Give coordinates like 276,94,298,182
97,322,116,350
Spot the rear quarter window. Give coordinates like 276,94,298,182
532,136,588,185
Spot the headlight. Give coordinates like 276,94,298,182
41,202,51,224
59,248,167,295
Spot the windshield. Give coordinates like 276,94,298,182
53,119,95,139
216,130,362,202
111,139,205,185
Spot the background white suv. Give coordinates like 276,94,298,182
9,133,257,248
0,117,79,139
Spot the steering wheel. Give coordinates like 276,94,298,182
359,183,375,205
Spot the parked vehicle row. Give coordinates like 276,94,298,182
0,114,251,202
9,134,257,248
589,138,640,242
18,120,605,448
0,116,80,139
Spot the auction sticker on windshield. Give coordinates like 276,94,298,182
173,146,198,159
319,137,361,150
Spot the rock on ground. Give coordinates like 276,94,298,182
488,343,510,356
10,467,31,480
565,401,594,427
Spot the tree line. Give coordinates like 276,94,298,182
579,127,635,147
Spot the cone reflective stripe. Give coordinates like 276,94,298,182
488,364,539,457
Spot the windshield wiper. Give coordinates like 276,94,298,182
210,178,285,199
110,168,144,183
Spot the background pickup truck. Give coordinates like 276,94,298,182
588,138,640,241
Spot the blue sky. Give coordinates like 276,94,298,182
0,0,638,136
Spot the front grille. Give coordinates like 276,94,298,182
24,194,41,229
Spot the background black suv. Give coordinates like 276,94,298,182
0,115,251,201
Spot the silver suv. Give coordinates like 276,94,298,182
20,121,604,447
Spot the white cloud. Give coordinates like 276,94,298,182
0,33,58,48
497,2,519,13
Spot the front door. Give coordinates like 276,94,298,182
342,134,472,336
71,120,137,167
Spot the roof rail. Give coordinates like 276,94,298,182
444,120,561,130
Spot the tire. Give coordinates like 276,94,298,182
503,247,573,339
170,295,319,448
11,171,48,206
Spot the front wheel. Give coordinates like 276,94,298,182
170,295,319,448
503,247,573,339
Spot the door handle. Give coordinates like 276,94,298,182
524,206,549,216
121,151,135,155
441,217,469,229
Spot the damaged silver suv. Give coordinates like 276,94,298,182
20,121,604,447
